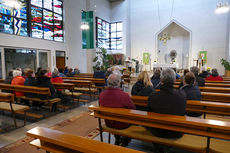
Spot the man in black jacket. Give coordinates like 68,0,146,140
147,68,186,139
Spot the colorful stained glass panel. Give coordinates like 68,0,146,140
31,6,42,23
44,0,53,11
44,24,53,40
14,3,27,19
0,3,13,16
54,13,62,28
43,10,53,25
54,28,63,41
31,22,43,38
53,0,62,14
31,0,42,7
14,18,27,36
0,14,13,34
117,22,122,31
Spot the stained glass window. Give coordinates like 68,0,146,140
0,0,63,41
31,6,42,23
53,0,62,14
0,14,13,34
44,0,53,11
31,22,43,38
96,17,122,50
31,0,42,7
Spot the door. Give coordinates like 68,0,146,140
56,51,65,69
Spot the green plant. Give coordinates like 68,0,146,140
93,48,113,72
220,58,230,71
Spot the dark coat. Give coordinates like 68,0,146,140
151,76,161,89
93,71,106,86
179,75,205,88
131,80,155,96
37,76,57,100
24,77,37,98
147,83,186,138
199,71,210,78
181,84,203,117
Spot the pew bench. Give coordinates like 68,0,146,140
131,95,230,118
27,127,144,153
52,82,82,102
0,83,61,117
0,93,29,128
64,80,97,101
89,105,230,153
201,92,230,103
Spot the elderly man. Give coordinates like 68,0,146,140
99,73,135,146
148,68,186,139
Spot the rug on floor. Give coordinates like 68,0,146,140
0,111,99,153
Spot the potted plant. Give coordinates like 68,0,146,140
220,58,230,77
93,48,113,72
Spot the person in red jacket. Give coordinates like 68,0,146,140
206,68,223,81
51,69,64,91
11,70,25,96
99,73,135,146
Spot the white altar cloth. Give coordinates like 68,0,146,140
153,63,178,68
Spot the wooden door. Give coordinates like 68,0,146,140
56,57,65,69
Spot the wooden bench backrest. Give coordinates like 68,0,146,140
75,73,93,78
89,105,230,141
64,80,92,88
0,83,50,95
27,127,143,153
0,92,14,103
201,92,230,102
52,83,75,90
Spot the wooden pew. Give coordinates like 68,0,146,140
0,83,61,118
27,127,144,153
0,93,29,128
89,105,230,153
175,81,230,88
131,95,230,118
75,73,94,78
52,82,82,102
64,80,97,101
201,92,230,103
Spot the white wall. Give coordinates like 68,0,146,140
128,0,228,74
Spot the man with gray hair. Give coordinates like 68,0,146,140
148,68,186,139
99,73,135,146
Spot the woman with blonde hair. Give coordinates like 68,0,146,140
131,71,155,96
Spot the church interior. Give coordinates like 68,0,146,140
1,0,230,153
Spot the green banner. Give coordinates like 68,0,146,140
82,11,94,49
199,51,207,64
143,52,150,64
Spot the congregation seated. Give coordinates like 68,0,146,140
99,73,136,146
58,68,65,77
93,67,106,87
4,70,13,84
190,66,205,86
64,66,69,75
148,68,186,139
51,68,64,89
206,68,223,81
74,66,80,75
24,69,37,98
66,68,74,77
151,68,161,89
131,71,155,96
199,68,211,78
11,70,25,97
105,68,112,77
180,72,202,117
35,67,42,78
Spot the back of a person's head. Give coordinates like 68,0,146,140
8,70,13,77
138,71,152,87
183,69,189,76
107,74,121,88
190,66,199,76
58,68,63,73
37,67,42,72
184,72,196,85
24,69,34,77
68,68,73,72
39,69,47,77
212,68,219,77
154,69,161,78
13,70,22,77
96,67,101,71
52,69,59,77
160,68,176,84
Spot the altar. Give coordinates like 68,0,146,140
153,63,178,68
